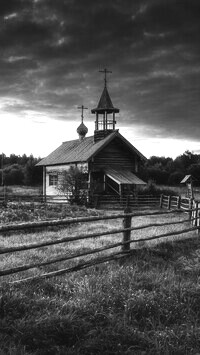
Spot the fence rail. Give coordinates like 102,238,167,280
160,194,200,227
0,194,67,203
0,208,181,233
95,194,160,209
0,193,161,209
0,199,199,284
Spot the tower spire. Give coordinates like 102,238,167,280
92,69,119,142
99,68,112,88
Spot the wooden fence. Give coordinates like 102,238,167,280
0,194,67,203
160,194,191,211
160,194,200,228
95,194,160,209
0,202,199,284
0,194,44,203
0,193,160,210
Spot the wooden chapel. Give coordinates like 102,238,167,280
37,70,146,204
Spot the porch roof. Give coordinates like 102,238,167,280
180,175,192,183
105,168,146,185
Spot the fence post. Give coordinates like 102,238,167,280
197,210,200,235
160,194,163,208
167,195,171,210
2,185,7,207
189,198,193,221
194,201,199,227
177,196,181,209
122,197,132,253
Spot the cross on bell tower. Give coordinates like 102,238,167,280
77,105,88,141
91,68,119,142
99,68,112,88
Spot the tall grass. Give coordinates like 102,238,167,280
0,213,200,354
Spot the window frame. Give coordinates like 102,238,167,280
49,174,58,186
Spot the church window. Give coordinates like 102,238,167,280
49,174,58,186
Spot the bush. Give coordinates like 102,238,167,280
168,171,184,185
57,166,88,205
187,164,200,185
138,181,175,196
145,168,170,185
4,164,24,185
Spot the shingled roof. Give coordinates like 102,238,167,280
91,86,119,114
36,131,146,167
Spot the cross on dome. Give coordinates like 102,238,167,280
78,105,88,123
77,105,88,140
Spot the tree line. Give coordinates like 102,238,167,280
0,150,200,187
139,150,200,185
0,154,43,186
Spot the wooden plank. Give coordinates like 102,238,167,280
167,196,171,210
9,225,198,284
0,240,124,277
122,205,132,252
92,140,135,171
0,209,182,234
0,215,189,256
10,250,127,284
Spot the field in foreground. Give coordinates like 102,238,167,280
0,213,200,354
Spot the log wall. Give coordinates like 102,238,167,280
91,138,138,172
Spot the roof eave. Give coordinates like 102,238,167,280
118,132,147,161
36,160,89,167
91,108,119,114
87,130,147,162
87,131,118,161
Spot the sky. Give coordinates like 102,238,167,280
0,0,200,159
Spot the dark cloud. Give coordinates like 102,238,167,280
0,0,25,17
0,0,200,144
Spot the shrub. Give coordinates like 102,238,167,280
57,166,88,205
138,181,175,196
4,164,24,185
168,171,185,185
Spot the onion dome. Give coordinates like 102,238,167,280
77,121,88,140
77,104,88,140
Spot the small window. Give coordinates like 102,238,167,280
49,174,58,186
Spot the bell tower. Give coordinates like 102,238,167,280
91,69,119,142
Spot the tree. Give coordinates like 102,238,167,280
187,164,200,185
19,154,29,166
173,151,198,172
145,167,169,185
57,166,88,205
4,164,24,185
9,154,19,165
23,155,42,185
168,171,184,186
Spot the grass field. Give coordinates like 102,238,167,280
0,185,42,195
1,210,200,354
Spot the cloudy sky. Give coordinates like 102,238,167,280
0,0,200,158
